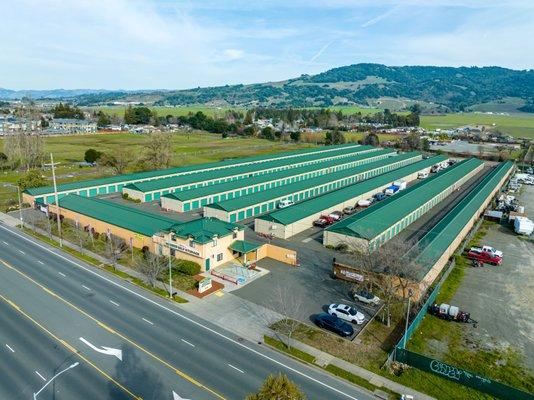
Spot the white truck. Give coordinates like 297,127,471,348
470,245,503,258
514,217,534,235
393,180,407,190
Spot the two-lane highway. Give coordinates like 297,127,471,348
0,223,375,400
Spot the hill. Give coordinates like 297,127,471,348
2,64,533,112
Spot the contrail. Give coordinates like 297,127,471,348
310,40,334,62
361,4,402,28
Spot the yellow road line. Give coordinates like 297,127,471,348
0,258,226,400
0,293,140,400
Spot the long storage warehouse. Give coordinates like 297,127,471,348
204,152,424,223
24,143,362,205
254,155,448,239
161,148,395,212
408,160,513,286
123,145,379,202
323,158,485,251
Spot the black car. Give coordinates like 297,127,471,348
313,313,354,337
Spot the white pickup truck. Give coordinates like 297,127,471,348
470,245,503,258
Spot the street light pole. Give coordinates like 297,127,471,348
16,185,23,227
168,245,173,298
33,361,79,399
403,288,414,349
50,153,62,247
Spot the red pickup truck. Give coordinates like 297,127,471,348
467,248,502,265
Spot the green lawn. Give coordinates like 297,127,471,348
420,112,534,139
0,132,312,210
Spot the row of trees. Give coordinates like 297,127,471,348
52,102,84,119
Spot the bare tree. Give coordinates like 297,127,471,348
270,283,306,349
73,221,91,255
105,233,127,269
99,149,134,175
143,132,173,169
135,253,166,288
346,237,422,327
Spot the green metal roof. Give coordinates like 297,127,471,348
412,161,513,279
258,155,448,226
124,145,374,194
162,148,395,202
26,143,361,196
170,217,243,244
207,151,423,213
326,158,484,240
229,240,262,253
56,195,178,237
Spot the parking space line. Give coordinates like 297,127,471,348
180,339,195,347
109,300,120,307
18,250,25,255
58,272,66,277
5,344,15,353
35,371,46,381
82,285,91,291
301,238,313,243
37,260,44,265
2,241,8,245
227,364,244,374
142,318,154,325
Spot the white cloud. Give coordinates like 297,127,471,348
222,49,245,61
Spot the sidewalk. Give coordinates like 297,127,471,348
266,332,436,400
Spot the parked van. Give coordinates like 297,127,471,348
277,199,294,209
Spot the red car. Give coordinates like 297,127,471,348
467,249,502,265
313,215,335,228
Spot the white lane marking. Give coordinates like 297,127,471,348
35,371,46,381
58,272,66,277
109,300,120,307
79,337,122,361
301,237,313,243
0,225,361,400
37,260,44,265
2,241,8,245
142,318,154,325
18,250,25,255
5,344,15,353
82,285,91,291
227,364,244,374
180,339,195,347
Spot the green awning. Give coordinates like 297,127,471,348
229,240,262,253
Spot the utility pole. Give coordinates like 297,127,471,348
50,153,62,247
17,184,23,227
168,246,173,298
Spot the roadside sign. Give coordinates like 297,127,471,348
198,277,212,294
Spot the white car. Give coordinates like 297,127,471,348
352,290,381,305
327,303,365,325
277,199,294,209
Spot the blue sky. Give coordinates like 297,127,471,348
1,0,533,90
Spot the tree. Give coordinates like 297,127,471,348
325,129,345,145
143,132,172,169
136,253,166,288
270,283,306,350
124,106,153,125
4,132,45,171
84,148,102,164
104,234,127,269
52,103,84,119
346,237,422,327
243,110,254,125
246,373,306,400
0,152,7,162
363,133,379,147
260,126,275,141
18,169,46,191
99,149,133,175
289,131,301,142
96,111,111,127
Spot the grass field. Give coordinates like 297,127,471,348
420,112,534,139
93,105,243,118
0,132,312,210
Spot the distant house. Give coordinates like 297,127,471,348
47,118,97,134
0,116,42,134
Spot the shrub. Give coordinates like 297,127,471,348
122,193,129,200
175,259,201,276
335,243,348,252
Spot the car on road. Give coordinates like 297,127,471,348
418,171,429,179
277,199,294,209
313,313,354,337
313,216,335,228
328,303,365,325
373,192,386,202
352,289,380,305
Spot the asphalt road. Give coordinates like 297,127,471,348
0,297,130,400
0,223,375,400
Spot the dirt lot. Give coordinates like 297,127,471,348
452,184,534,370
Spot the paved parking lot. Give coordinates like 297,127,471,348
452,184,534,370
233,256,381,340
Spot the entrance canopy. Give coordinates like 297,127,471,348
229,240,262,254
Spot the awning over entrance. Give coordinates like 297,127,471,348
229,240,262,253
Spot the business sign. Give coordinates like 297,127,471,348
167,241,200,257
198,277,212,294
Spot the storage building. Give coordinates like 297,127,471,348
323,158,484,251
205,152,424,223
161,148,395,212
254,155,448,239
